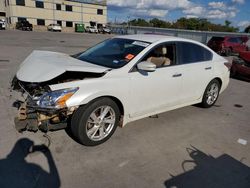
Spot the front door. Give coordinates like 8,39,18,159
128,43,182,118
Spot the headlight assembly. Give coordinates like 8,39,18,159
38,87,79,109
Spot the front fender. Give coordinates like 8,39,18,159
49,76,130,114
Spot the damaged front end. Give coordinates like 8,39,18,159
11,71,104,132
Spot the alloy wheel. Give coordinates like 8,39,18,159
86,106,116,141
206,83,219,105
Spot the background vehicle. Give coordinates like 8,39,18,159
16,20,33,31
207,36,248,56
13,35,230,146
231,51,250,80
47,24,62,32
246,39,250,51
85,26,98,33
98,27,111,34
0,19,5,30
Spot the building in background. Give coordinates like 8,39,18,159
1,0,107,31
0,0,6,20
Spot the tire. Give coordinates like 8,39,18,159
201,79,221,108
71,98,120,146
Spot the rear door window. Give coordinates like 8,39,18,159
177,42,213,64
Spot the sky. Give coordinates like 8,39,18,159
108,0,250,30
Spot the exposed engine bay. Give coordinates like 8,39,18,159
11,71,105,132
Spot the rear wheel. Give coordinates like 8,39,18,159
201,79,221,108
71,98,120,146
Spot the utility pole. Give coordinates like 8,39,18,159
81,3,83,24
52,0,55,24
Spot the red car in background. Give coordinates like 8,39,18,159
207,36,248,56
231,51,250,80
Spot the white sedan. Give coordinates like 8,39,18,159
13,35,230,146
85,26,98,33
47,24,62,32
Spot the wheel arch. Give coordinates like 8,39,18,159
79,95,125,124
204,77,222,91
104,95,124,117
201,77,222,99
214,77,222,88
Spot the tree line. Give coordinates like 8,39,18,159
120,18,242,32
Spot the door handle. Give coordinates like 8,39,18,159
205,67,212,70
172,73,182,77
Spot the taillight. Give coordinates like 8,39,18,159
224,62,232,71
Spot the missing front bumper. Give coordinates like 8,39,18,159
14,117,68,132
14,102,78,133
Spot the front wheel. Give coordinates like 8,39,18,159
71,98,120,146
201,79,221,108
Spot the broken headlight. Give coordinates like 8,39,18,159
37,87,79,109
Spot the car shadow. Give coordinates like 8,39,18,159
164,146,250,188
0,138,60,188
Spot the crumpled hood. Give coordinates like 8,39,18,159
16,50,110,82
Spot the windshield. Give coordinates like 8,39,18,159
75,38,150,68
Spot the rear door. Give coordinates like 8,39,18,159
176,42,214,103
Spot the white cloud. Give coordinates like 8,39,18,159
148,10,168,17
182,1,238,20
108,0,193,18
232,0,245,4
207,9,236,19
208,2,226,9
238,21,250,27
108,0,138,8
183,6,205,15
109,0,239,20
108,0,192,10
135,9,168,18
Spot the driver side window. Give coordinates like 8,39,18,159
142,43,176,68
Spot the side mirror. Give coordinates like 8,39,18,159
137,61,156,72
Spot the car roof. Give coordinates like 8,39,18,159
115,34,188,43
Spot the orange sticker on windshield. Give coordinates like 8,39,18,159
125,54,135,60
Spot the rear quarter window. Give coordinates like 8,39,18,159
178,42,213,64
